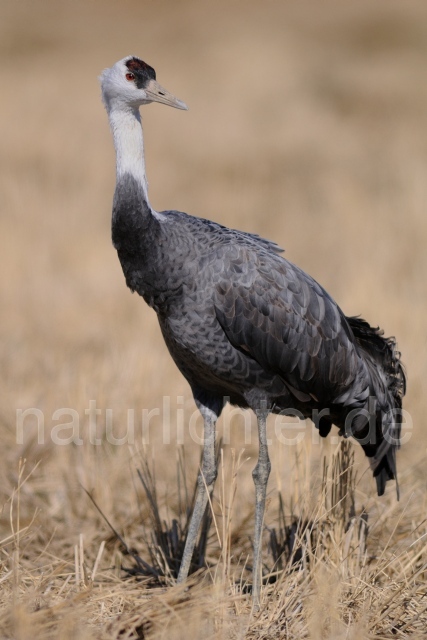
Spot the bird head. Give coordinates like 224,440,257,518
100,56,188,112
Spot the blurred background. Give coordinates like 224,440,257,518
1,0,426,544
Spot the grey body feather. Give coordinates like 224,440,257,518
112,174,405,497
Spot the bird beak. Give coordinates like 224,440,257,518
144,79,188,110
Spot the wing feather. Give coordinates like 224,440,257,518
213,245,361,403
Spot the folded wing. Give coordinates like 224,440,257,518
213,246,365,406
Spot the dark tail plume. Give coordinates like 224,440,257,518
347,317,406,498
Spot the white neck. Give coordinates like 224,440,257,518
107,104,150,205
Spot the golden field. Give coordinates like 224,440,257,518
1,0,427,637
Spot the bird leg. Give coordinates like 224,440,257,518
177,404,217,584
252,408,271,610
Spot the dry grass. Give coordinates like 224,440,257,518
1,0,427,637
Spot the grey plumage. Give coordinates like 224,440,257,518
113,175,405,488
102,56,406,607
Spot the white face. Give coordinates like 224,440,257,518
100,56,188,112
100,58,146,110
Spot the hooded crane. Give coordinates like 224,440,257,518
100,56,405,607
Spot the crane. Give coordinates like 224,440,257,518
100,56,405,608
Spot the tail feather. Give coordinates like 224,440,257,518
347,316,406,498
373,447,399,498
